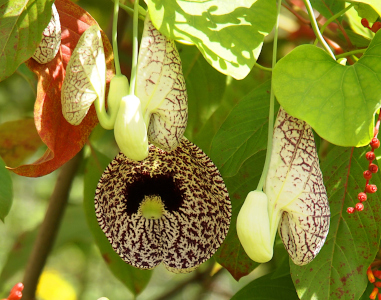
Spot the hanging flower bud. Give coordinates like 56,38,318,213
114,95,148,161
136,14,187,152
32,4,61,64
237,107,330,266
61,25,105,125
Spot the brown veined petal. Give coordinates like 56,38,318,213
95,138,231,273
136,14,188,152
264,107,330,266
32,4,61,64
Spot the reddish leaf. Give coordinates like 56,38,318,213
0,119,43,167
9,0,115,177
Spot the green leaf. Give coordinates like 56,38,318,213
354,3,379,22
0,156,13,222
231,273,298,300
83,149,152,295
343,0,381,16
310,0,345,20
291,146,381,299
0,0,53,81
210,80,278,177
345,5,374,41
146,0,277,79
272,30,381,147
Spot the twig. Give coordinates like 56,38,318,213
22,151,83,300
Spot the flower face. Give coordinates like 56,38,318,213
95,138,231,273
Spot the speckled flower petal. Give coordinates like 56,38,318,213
61,25,105,125
264,107,330,266
95,138,231,273
32,4,61,64
136,14,188,152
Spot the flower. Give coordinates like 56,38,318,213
95,138,231,273
237,107,330,266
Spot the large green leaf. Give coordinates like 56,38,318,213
291,146,381,299
0,156,12,222
146,0,277,79
231,273,298,299
272,30,381,147
83,149,152,295
210,80,278,177
0,0,53,81
342,0,381,16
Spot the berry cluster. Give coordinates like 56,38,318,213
362,18,381,33
367,266,381,299
1,282,23,300
347,113,381,214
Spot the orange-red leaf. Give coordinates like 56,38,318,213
9,0,114,177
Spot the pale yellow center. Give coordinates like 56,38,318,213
139,195,164,220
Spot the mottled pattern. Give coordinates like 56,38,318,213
61,25,105,125
136,15,188,152
265,107,330,266
95,138,231,273
33,4,61,64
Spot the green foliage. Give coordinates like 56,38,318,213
273,30,381,147
0,157,12,222
344,0,381,16
354,3,380,22
311,0,345,20
146,0,277,79
0,0,53,81
83,149,152,295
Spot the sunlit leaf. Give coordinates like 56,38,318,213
0,0,53,81
83,148,152,295
291,146,381,299
231,273,298,299
341,0,381,16
146,0,277,79
8,0,115,177
0,156,12,222
273,30,381,147
0,119,43,167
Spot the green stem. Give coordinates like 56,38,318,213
336,49,366,59
129,0,140,95
254,63,272,72
313,4,353,46
256,0,282,191
303,0,335,60
113,0,121,75
118,1,146,20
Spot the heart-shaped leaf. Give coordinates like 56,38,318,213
8,0,115,177
290,146,381,299
0,0,53,81
273,30,381,147
146,0,277,80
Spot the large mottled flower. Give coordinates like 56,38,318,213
95,138,231,273
237,107,330,266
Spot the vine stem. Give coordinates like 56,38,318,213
22,152,82,300
256,0,282,191
112,0,121,76
336,49,366,59
129,0,140,95
302,0,335,60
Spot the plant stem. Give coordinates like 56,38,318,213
113,0,121,76
22,152,82,300
302,0,335,60
129,0,140,95
256,0,282,191
254,63,272,72
336,49,366,59
111,0,146,20
313,4,354,46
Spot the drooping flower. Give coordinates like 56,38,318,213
237,107,330,266
32,4,61,64
95,138,231,273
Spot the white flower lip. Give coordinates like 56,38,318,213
136,14,188,152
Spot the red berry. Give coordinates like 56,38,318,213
347,207,355,214
355,202,364,211
364,170,373,180
366,151,376,161
361,18,370,28
366,184,378,193
370,138,380,149
10,283,24,294
372,22,381,33
370,164,379,173
358,192,367,202
8,290,22,300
